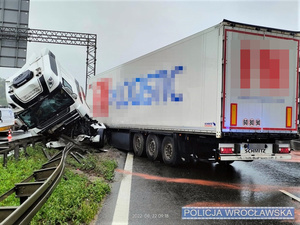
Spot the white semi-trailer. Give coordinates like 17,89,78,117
87,20,299,165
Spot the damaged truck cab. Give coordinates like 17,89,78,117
6,49,105,145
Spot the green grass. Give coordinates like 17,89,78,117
0,144,47,206
0,145,117,224
68,152,118,181
31,170,110,225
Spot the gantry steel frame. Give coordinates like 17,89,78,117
0,26,97,92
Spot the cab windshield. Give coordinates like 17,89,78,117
19,88,74,128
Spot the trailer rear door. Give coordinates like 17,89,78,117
222,28,299,134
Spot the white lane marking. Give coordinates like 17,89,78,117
280,190,300,202
112,152,134,225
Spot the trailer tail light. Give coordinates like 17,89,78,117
286,107,292,128
220,147,234,154
279,147,290,153
230,103,237,126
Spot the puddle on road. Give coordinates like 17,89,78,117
280,151,300,163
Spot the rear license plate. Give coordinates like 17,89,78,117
240,143,272,154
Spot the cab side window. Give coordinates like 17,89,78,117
62,78,73,92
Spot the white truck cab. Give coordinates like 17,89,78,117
5,49,103,143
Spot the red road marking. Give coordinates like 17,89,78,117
116,169,241,190
116,169,300,193
117,167,300,223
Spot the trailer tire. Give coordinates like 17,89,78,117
146,134,161,161
162,136,178,166
133,133,145,157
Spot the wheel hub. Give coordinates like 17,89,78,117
136,137,141,150
164,143,173,159
149,140,156,155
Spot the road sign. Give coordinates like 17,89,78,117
0,0,30,68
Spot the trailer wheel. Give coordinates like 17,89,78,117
133,133,145,157
162,136,178,166
146,134,161,161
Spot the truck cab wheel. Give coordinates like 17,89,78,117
133,133,145,157
146,134,161,161
162,136,178,166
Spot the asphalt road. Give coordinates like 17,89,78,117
2,131,299,224
95,150,300,225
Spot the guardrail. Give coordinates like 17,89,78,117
0,134,85,224
0,133,47,167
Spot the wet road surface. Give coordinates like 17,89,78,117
2,132,299,224
96,151,300,225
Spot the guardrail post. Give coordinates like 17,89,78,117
41,147,51,160
23,143,29,157
3,152,7,167
14,145,19,161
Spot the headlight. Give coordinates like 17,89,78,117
8,86,13,93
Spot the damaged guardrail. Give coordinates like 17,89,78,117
0,135,85,224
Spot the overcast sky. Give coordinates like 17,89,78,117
0,0,299,88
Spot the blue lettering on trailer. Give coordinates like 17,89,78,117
109,66,184,109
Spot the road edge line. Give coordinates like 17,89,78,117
280,190,300,202
112,152,134,225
